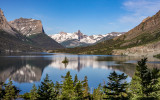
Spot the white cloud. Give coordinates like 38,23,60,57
119,0,160,24
123,0,160,15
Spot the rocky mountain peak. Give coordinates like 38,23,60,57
75,30,84,40
0,8,7,27
50,31,124,48
142,16,151,23
0,8,17,35
59,31,67,35
9,18,44,36
0,8,4,16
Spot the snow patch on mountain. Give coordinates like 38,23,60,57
50,30,124,44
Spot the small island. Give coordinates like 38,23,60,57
62,57,69,64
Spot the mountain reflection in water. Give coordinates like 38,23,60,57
0,53,160,94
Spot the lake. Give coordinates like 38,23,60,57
0,52,160,94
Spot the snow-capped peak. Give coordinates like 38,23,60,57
50,31,124,44
49,30,125,47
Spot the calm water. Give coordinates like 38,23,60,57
0,52,160,94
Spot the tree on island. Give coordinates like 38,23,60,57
62,56,69,64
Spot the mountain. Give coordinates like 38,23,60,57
0,8,64,52
97,32,125,43
0,8,39,52
112,10,160,56
50,30,124,48
9,18,64,50
54,10,160,56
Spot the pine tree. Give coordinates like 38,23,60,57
37,74,57,100
74,81,83,100
3,78,18,100
30,84,38,100
49,82,57,100
129,70,143,99
55,81,61,99
74,74,78,86
103,71,128,100
61,71,74,100
0,82,3,99
149,68,160,99
82,76,90,99
129,58,160,100
156,71,160,99
93,84,103,100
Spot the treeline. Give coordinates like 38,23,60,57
0,58,160,100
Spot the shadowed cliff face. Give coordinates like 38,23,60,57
0,8,16,35
9,18,64,50
0,9,64,52
0,56,52,83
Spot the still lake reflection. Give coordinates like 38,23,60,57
0,53,160,94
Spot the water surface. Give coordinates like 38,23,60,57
0,53,160,94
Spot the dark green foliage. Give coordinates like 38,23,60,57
37,74,57,100
3,78,19,100
74,81,83,100
74,74,78,86
103,71,128,100
0,82,4,99
129,58,160,100
20,92,30,99
93,84,103,100
55,81,61,99
62,56,69,63
82,76,90,99
154,53,160,59
61,71,74,100
30,84,38,100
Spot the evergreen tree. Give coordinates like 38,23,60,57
62,56,69,63
74,81,83,100
55,81,61,99
74,74,78,86
129,58,160,100
49,82,57,100
61,71,74,100
93,84,103,100
156,71,160,99
129,69,143,99
103,71,128,100
0,82,3,99
37,74,57,100
3,78,18,100
30,84,38,100
82,76,90,99
21,92,30,99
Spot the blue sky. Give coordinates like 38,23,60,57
1,0,160,35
